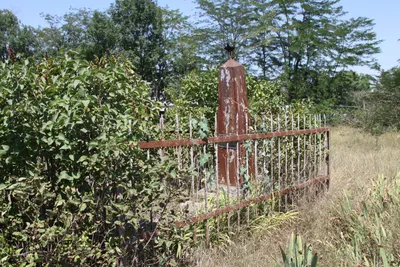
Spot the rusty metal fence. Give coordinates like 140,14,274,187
138,111,330,244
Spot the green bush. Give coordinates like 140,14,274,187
354,67,400,134
355,91,400,134
0,53,179,266
165,69,285,123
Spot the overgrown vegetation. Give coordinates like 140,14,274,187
192,127,400,266
0,53,184,266
327,175,400,266
165,68,285,121
355,67,400,134
1,0,382,108
0,0,399,265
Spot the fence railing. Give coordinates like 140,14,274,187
139,112,330,244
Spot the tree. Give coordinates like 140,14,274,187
161,7,199,98
12,25,39,58
82,10,117,60
356,67,400,133
246,0,276,76
0,10,39,60
262,0,380,102
110,0,165,99
194,0,381,105
194,0,257,66
379,67,400,93
39,9,92,56
0,9,19,60
38,13,65,55
38,9,117,60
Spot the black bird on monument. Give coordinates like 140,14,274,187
224,43,235,59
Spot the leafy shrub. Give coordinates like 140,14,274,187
0,53,179,266
355,91,400,134
354,67,400,134
165,68,285,123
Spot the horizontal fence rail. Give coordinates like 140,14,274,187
139,128,329,149
175,176,329,227
138,112,330,245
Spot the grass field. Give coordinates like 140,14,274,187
192,126,400,266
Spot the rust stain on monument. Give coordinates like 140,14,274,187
217,58,255,186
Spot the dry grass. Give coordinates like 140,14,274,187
191,126,400,267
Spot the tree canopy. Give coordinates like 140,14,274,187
0,0,383,106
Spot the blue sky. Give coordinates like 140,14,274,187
3,0,400,73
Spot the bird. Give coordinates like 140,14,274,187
224,43,235,58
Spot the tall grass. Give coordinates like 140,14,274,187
191,126,400,266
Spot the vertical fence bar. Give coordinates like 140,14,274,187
324,114,327,177
270,114,274,198
284,111,288,209
303,114,307,182
189,115,196,242
254,115,259,219
214,113,220,237
262,116,267,179
290,113,294,204
160,114,166,196
236,113,241,232
277,113,281,209
189,115,195,199
314,115,317,179
225,121,231,232
245,113,250,226
160,114,165,159
129,119,133,169
308,115,312,182
203,144,210,246
264,115,269,215
318,115,322,177
176,114,181,170
297,114,301,186
326,122,331,189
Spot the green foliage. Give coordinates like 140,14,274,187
194,0,255,65
81,10,118,60
166,69,286,123
265,0,380,103
194,0,380,106
279,233,318,267
1,0,383,105
162,8,199,88
0,53,180,266
246,76,285,115
166,69,218,121
110,0,165,98
355,67,400,134
37,4,195,98
0,9,19,60
0,9,39,61
38,8,117,61
328,174,400,266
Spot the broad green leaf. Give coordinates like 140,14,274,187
77,155,88,163
82,100,90,108
73,80,81,89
